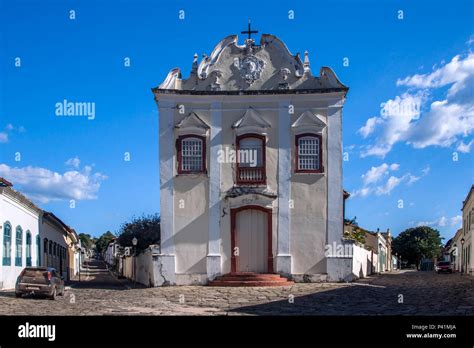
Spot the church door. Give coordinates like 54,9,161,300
231,206,272,273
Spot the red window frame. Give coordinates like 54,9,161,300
236,133,266,185
295,133,324,173
176,135,207,174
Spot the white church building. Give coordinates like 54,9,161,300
152,29,352,285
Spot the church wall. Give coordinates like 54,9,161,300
220,98,281,273
289,104,328,275
157,92,345,282
172,105,210,275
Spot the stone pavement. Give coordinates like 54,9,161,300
0,269,473,315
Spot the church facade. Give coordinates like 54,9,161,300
153,32,351,285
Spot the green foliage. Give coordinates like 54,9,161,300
95,231,116,255
392,226,443,269
117,214,160,253
344,225,366,244
78,233,93,250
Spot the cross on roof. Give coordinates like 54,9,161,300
241,19,258,40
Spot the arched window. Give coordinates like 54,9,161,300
36,235,41,266
2,222,12,266
236,134,266,184
177,135,206,174
295,133,323,173
15,226,23,266
26,231,32,266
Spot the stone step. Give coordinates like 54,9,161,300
216,275,288,282
209,280,294,287
208,273,294,287
226,272,283,278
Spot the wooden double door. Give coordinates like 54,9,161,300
231,206,273,273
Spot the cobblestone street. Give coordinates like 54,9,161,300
1,262,473,315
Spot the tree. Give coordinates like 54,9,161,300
78,233,93,250
117,214,160,253
95,231,116,256
392,226,443,269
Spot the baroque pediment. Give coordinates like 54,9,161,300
232,107,270,135
175,112,209,136
292,110,326,133
154,33,348,93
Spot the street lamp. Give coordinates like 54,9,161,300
132,237,138,286
461,238,465,275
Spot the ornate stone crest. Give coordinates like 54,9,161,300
239,55,265,84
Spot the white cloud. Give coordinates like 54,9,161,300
456,140,473,153
397,54,474,89
375,175,405,195
407,175,420,185
65,157,81,168
362,163,391,185
358,117,381,138
360,92,426,158
0,163,107,203
351,187,371,198
352,163,404,197
450,215,462,227
0,124,26,143
360,52,474,157
390,163,400,171
416,215,462,228
467,35,474,46
0,133,8,143
351,162,428,198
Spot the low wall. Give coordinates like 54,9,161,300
121,245,160,287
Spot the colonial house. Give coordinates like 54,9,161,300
153,30,351,285
461,185,473,275
450,228,463,272
343,222,393,275
0,178,42,289
41,212,71,279
0,177,81,289
67,228,81,278
104,238,119,267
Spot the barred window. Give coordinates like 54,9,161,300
178,136,206,173
296,134,323,172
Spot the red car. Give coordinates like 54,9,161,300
436,261,453,273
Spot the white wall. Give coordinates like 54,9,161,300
0,191,41,289
39,219,68,278
121,246,166,287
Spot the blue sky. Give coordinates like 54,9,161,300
0,0,472,241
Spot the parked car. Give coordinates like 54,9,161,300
15,267,65,300
436,261,453,274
